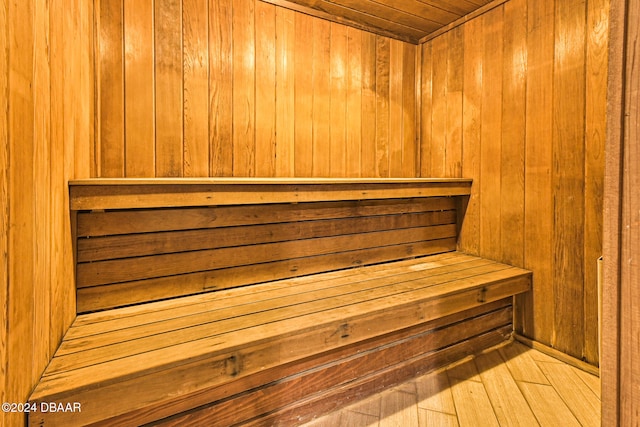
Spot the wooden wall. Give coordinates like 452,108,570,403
0,1,94,426
420,0,609,364
96,0,418,178
602,0,639,423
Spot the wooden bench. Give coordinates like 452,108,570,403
29,178,531,426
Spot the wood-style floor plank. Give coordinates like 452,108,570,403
379,390,419,427
498,341,549,384
416,370,456,414
536,361,601,427
303,341,600,427
418,409,459,427
448,378,500,427
348,395,382,418
571,365,601,398
518,382,582,427
446,357,482,382
474,350,539,426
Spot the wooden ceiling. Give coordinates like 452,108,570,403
261,0,500,44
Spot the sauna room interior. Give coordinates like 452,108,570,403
1,0,638,426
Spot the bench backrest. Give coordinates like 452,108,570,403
71,179,471,313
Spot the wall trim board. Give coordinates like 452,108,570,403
514,335,599,377
602,0,638,425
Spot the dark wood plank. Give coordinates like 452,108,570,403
31,290,511,427
151,307,513,426
77,225,457,287
76,240,458,312
77,211,457,262
77,197,456,237
92,300,511,426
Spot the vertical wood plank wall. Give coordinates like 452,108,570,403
0,1,94,426
602,0,640,424
420,0,609,364
96,0,418,178
1,2,612,426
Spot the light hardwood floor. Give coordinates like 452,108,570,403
303,341,600,427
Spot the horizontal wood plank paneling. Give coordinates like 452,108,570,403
68,178,472,210
30,253,530,425
97,1,419,179
147,302,514,426
420,0,607,364
73,194,462,311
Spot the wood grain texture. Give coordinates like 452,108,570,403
311,18,331,176
520,0,555,350
552,0,586,358
402,43,417,176
124,0,155,177
69,183,470,311
429,34,447,177
346,27,362,177
602,0,640,424
68,178,472,210
30,251,526,426
458,16,482,255
255,1,277,177
7,4,37,425
330,24,348,177
33,0,52,383
619,17,640,421
500,0,526,267
209,0,233,176
0,2,8,425
375,36,390,177
260,0,494,43
360,32,377,177
584,0,608,364
474,350,539,426
309,341,600,427
98,1,418,179
98,0,125,177
420,0,607,364
1,1,92,426
445,27,463,178
294,13,313,177
275,7,296,176
182,0,210,176
388,39,404,177
155,0,184,177
150,306,511,427
232,0,256,176
419,42,432,177
479,7,502,261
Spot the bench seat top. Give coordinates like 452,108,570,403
30,251,530,426
68,177,472,210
